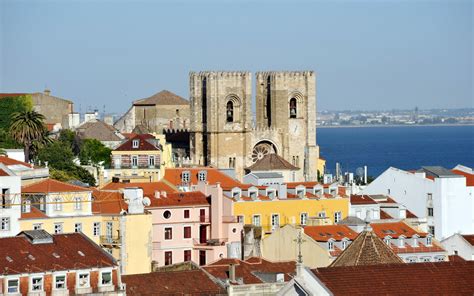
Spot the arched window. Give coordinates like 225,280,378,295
226,101,234,122
289,98,297,118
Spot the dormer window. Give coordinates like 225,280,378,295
296,189,305,198
198,171,207,182
132,139,139,148
300,213,308,225
384,237,391,246
426,236,432,246
328,240,334,251
182,171,190,183
249,191,257,200
267,190,275,199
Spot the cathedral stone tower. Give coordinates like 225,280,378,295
190,71,252,177
254,71,318,181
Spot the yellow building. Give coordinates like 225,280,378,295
19,179,152,275
317,157,326,180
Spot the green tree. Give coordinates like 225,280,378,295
0,95,33,149
58,129,82,155
79,139,111,167
9,110,47,162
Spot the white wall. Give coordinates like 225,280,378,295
0,175,22,237
441,234,474,261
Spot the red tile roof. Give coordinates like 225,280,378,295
20,207,48,219
286,181,319,189
304,225,359,242
122,269,225,295
380,210,393,219
0,231,115,275
164,167,251,190
22,179,92,193
0,155,33,168
462,234,474,246
0,168,10,176
0,93,27,99
148,191,211,208
312,261,474,295
100,181,177,197
203,257,295,285
92,190,128,214
406,209,418,218
452,169,474,187
114,134,160,151
448,254,466,262
371,221,428,238
388,241,445,254
350,194,377,205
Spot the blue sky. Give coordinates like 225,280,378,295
1,0,472,114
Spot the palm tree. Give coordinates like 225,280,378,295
9,110,46,163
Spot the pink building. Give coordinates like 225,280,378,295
148,183,242,267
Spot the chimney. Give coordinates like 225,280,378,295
44,89,51,96
154,191,160,199
229,264,236,283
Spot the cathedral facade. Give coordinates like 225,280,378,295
190,71,319,181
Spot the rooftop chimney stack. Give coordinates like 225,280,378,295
44,89,51,96
229,264,236,283
154,191,160,199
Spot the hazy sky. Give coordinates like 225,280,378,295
1,0,472,114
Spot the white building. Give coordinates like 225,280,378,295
441,233,474,261
349,194,380,221
0,165,22,237
362,166,474,240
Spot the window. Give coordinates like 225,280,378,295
198,170,207,181
184,250,191,261
182,171,190,183
428,226,435,236
74,197,82,210
328,241,334,250
342,240,347,250
165,227,172,240
55,275,66,289
1,217,10,231
54,223,63,234
77,273,90,288
7,278,19,293
289,98,297,118
318,211,326,218
226,101,234,122
101,271,112,286
33,223,42,230
426,236,433,246
131,156,138,167
163,210,171,219
334,211,342,223
229,157,236,168
232,190,241,199
31,276,43,291
435,256,445,262
93,222,101,236
421,257,431,262
148,155,155,167
407,257,417,263
165,251,172,265
271,214,280,228
184,209,190,219
252,215,261,226
296,190,304,199
300,213,308,225
132,139,139,148
237,215,245,223
22,200,31,213
249,191,257,199
75,223,82,233
176,109,180,116
54,197,62,211
427,193,433,200
184,226,191,239
384,237,391,246
427,207,434,217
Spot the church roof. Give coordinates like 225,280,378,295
76,119,122,141
329,229,404,267
246,153,299,171
133,90,188,106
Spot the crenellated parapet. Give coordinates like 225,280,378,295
255,71,315,79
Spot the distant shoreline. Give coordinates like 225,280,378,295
317,123,474,129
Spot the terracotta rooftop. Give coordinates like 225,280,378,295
203,257,295,285
246,153,299,171
285,181,319,189
92,190,128,214
76,119,122,142
20,207,48,219
350,194,377,205
304,225,359,242
0,155,33,168
0,168,10,176
329,230,404,267
100,181,177,197
0,230,115,275
452,169,474,187
133,90,189,106
164,167,252,190
22,179,91,193
462,234,474,246
114,134,160,151
148,191,211,208
0,93,27,98
312,261,474,295
122,269,225,295
370,221,428,238
380,210,393,219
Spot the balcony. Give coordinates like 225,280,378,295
100,236,121,246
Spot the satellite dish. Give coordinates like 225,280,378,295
356,167,364,178
142,197,151,207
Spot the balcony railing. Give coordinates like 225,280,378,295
100,235,121,246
